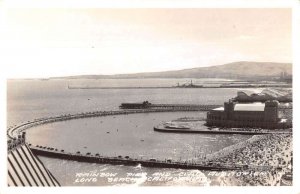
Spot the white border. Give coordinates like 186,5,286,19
0,0,299,194
1,0,297,8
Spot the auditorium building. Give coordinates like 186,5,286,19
206,99,289,129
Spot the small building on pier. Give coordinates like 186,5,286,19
119,101,152,109
206,99,290,129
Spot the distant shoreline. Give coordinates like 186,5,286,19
6,61,292,81
67,85,292,89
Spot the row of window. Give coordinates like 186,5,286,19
208,112,277,122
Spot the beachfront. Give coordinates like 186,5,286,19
207,134,292,186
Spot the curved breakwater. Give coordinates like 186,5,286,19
7,104,227,139
7,108,204,139
7,103,291,139
30,145,269,172
5,107,251,171
6,104,291,173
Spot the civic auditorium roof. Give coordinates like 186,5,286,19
213,107,225,111
234,103,265,111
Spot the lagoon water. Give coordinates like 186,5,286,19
7,78,252,186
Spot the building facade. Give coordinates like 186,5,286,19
206,99,289,129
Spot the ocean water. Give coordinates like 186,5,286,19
26,112,248,161
7,78,252,186
7,78,239,125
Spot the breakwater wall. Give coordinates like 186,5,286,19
7,108,205,139
30,145,248,171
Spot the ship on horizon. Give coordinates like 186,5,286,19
174,80,204,88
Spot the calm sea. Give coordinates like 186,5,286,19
7,78,251,186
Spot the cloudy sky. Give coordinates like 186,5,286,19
1,8,291,78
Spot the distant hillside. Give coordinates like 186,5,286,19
58,61,292,80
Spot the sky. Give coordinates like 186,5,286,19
0,8,292,78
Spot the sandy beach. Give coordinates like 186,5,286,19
206,134,292,186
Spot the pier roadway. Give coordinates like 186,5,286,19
29,145,271,172
149,104,292,110
149,104,220,111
